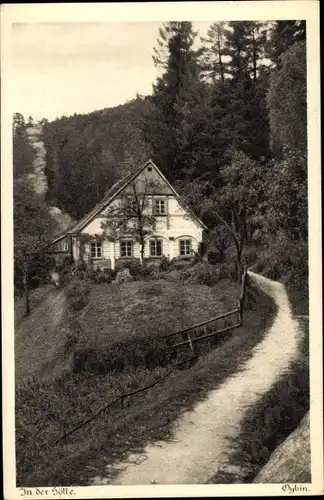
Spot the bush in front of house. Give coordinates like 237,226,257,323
84,266,114,284
115,259,142,278
170,256,195,270
159,255,170,272
65,279,91,311
115,268,133,284
176,262,235,285
115,259,161,281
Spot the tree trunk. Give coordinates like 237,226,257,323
252,29,257,83
23,262,30,316
217,39,225,83
139,241,145,267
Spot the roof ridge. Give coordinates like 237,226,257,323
50,159,206,243
64,159,151,235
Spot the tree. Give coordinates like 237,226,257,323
263,148,307,241
100,179,159,266
200,22,228,83
197,22,270,161
223,21,267,81
145,22,200,181
266,20,306,69
13,113,34,179
14,178,57,314
43,97,151,218
267,40,306,155
179,151,265,281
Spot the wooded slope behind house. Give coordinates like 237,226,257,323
43,97,153,220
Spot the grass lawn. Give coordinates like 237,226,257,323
15,277,276,486
15,278,239,383
78,278,239,343
14,287,70,384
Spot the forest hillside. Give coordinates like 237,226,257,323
13,20,307,302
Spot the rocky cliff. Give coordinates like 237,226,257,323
25,124,73,233
253,412,311,483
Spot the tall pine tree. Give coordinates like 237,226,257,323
266,20,306,69
145,22,200,181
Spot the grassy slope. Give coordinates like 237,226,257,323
15,279,238,384
78,278,239,345
15,287,70,384
16,278,276,486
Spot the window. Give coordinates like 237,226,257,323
154,198,166,214
150,239,163,257
120,240,133,258
90,241,102,259
62,241,68,251
179,239,192,256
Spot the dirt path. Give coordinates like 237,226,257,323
92,271,303,485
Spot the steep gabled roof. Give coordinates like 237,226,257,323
51,159,206,243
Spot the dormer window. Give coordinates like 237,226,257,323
154,198,166,215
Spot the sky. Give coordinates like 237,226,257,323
12,22,211,122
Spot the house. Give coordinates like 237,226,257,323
49,159,206,269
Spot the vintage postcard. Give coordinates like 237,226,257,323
1,1,322,498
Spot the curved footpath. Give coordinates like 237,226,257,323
92,271,303,485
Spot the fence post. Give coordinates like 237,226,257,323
239,266,247,322
187,332,194,353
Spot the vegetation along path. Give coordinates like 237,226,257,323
92,271,302,485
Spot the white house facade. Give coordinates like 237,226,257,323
50,160,206,269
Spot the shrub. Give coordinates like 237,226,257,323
84,267,112,284
179,263,208,284
71,335,171,375
14,253,56,294
257,232,308,287
178,262,234,285
159,256,170,272
218,262,236,280
115,259,141,275
170,256,195,270
65,279,91,311
140,264,157,280
115,268,132,284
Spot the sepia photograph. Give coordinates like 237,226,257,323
1,1,322,498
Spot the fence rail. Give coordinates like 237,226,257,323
54,354,198,445
162,266,248,352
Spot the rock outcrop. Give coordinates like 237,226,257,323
25,124,73,232
253,412,310,483
26,125,48,198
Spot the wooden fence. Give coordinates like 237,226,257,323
53,267,248,446
162,266,248,352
